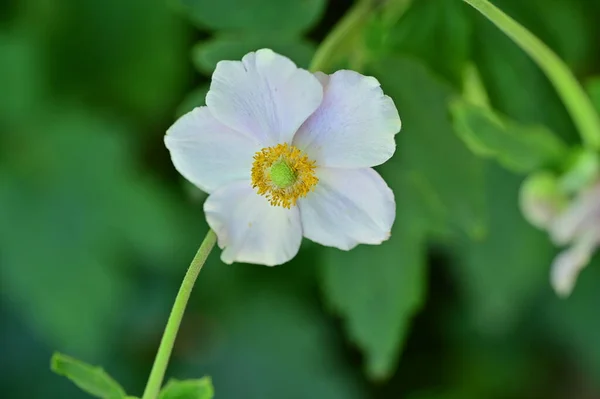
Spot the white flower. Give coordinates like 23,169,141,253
165,49,401,266
548,181,600,297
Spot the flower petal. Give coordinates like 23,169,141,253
293,70,401,168
206,48,323,146
204,181,303,266
165,107,261,193
298,168,395,250
550,228,600,297
549,181,600,245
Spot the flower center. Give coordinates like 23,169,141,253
251,143,318,208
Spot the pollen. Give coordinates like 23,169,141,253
251,143,318,208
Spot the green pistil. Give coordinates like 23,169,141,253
270,160,296,188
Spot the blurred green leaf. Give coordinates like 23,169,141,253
50,353,126,399
454,164,553,333
558,149,600,195
487,0,594,71
192,35,315,75
176,0,325,34
586,77,600,114
159,378,213,399
450,100,568,173
321,172,429,380
373,56,486,237
0,32,45,126
472,10,578,144
0,107,192,356
385,0,471,86
319,56,485,379
177,84,210,117
540,256,600,383
41,0,190,125
192,258,369,399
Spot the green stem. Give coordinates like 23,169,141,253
141,230,217,399
309,0,373,72
463,0,600,150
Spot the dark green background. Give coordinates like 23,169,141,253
1,0,600,398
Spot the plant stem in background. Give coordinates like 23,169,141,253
141,230,217,399
309,0,373,72
463,0,600,151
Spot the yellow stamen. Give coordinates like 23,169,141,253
251,143,318,208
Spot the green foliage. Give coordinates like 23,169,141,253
0,33,44,125
374,57,486,237
321,173,429,379
319,56,487,379
453,165,554,332
450,100,568,173
176,0,325,33
0,108,192,356
3,0,600,398
559,149,600,195
176,84,210,117
540,258,600,382
587,77,600,114
159,378,214,399
192,35,315,74
472,2,578,143
193,259,369,399
50,353,126,399
35,0,190,125
385,0,471,86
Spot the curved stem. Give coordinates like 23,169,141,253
141,230,217,399
463,0,600,150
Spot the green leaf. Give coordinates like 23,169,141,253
321,171,430,379
586,77,600,114
0,33,45,126
42,0,190,125
192,257,368,399
539,256,600,381
373,56,486,237
483,0,594,71
177,84,210,117
450,100,568,173
159,378,214,399
192,35,315,75
386,0,471,86
318,56,484,380
0,107,192,356
472,10,578,144
454,164,554,332
175,0,325,34
50,353,126,399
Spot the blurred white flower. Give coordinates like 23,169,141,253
548,181,600,297
165,49,401,266
520,172,566,230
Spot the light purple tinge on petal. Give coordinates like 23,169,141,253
165,106,261,193
204,181,303,266
298,167,395,250
206,49,323,146
293,70,401,169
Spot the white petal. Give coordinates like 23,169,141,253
204,181,303,266
549,182,600,245
298,168,395,250
165,107,261,193
206,49,323,146
293,70,401,168
550,228,600,297
313,71,330,86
